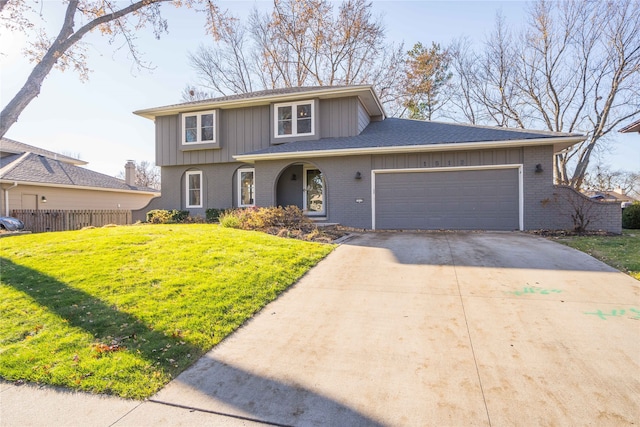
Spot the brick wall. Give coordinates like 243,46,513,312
136,147,622,233
522,146,622,233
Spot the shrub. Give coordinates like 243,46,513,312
146,209,172,224
622,203,640,229
219,211,241,228
146,209,193,224
170,210,190,223
206,208,225,223
218,206,323,241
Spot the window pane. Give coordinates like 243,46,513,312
297,118,311,134
201,113,213,127
278,120,292,135
189,189,200,206
188,173,201,206
278,106,292,120
240,171,254,205
297,104,311,118
201,126,214,141
185,116,197,128
185,115,197,142
306,169,323,213
185,129,197,142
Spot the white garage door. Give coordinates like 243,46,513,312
373,167,521,231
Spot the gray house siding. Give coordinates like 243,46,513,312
135,144,621,233
254,155,373,228
141,85,619,232
319,97,361,138
372,148,524,169
155,106,271,167
155,97,366,167
357,100,370,134
255,148,526,229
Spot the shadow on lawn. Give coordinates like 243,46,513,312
0,258,201,376
1,258,383,426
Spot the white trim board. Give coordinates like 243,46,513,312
371,164,524,231
233,136,585,163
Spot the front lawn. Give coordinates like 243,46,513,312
0,224,333,398
554,229,640,280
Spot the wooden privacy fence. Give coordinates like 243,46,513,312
11,210,132,233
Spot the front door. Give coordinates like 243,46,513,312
303,168,325,215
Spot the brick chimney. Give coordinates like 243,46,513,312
125,160,136,186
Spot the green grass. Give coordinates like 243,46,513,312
555,229,640,280
0,224,333,398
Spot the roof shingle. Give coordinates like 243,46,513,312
242,118,580,156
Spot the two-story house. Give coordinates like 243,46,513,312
134,85,621,232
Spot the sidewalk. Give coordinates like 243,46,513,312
0,381,270,427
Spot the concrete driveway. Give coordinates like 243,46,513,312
139,232,639,426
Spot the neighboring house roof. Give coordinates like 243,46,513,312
620,119,640,134
0,143,158,195
134,85,385,120
584,190,637,203
235,118,585,162
1,137,87,166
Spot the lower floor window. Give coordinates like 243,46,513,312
238,168,255,207
186,170,202,208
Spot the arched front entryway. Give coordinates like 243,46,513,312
276,163,326,216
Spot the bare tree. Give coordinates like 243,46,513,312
0,0,227,138
583,164,640,198
185,0,405,113
446,0,640,189
117,160,161,190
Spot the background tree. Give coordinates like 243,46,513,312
445,0,640,189
583,165,640,199
184,0,406,114
0,0,227,138
401,42,451,120
117,160,161,190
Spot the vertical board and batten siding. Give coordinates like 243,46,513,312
318,97,360,138
154,97,366,167
372,148,524,170
357,100,371,134
155,105,270,167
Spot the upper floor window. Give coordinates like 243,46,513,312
274,101,314,138
182,110,217,144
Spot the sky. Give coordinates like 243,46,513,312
1,0,637,178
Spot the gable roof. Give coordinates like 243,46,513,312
0,143,158,195
234,118,585,162
133,85,385,120
1,137,87,165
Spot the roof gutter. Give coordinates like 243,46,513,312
133,86,382,120
0,179,160,196
233,135,587,163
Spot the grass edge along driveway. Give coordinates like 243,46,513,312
0,224,334,399
553,229,640,280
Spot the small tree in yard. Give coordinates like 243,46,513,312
552,188,604,233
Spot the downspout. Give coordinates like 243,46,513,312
4,182,18,216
